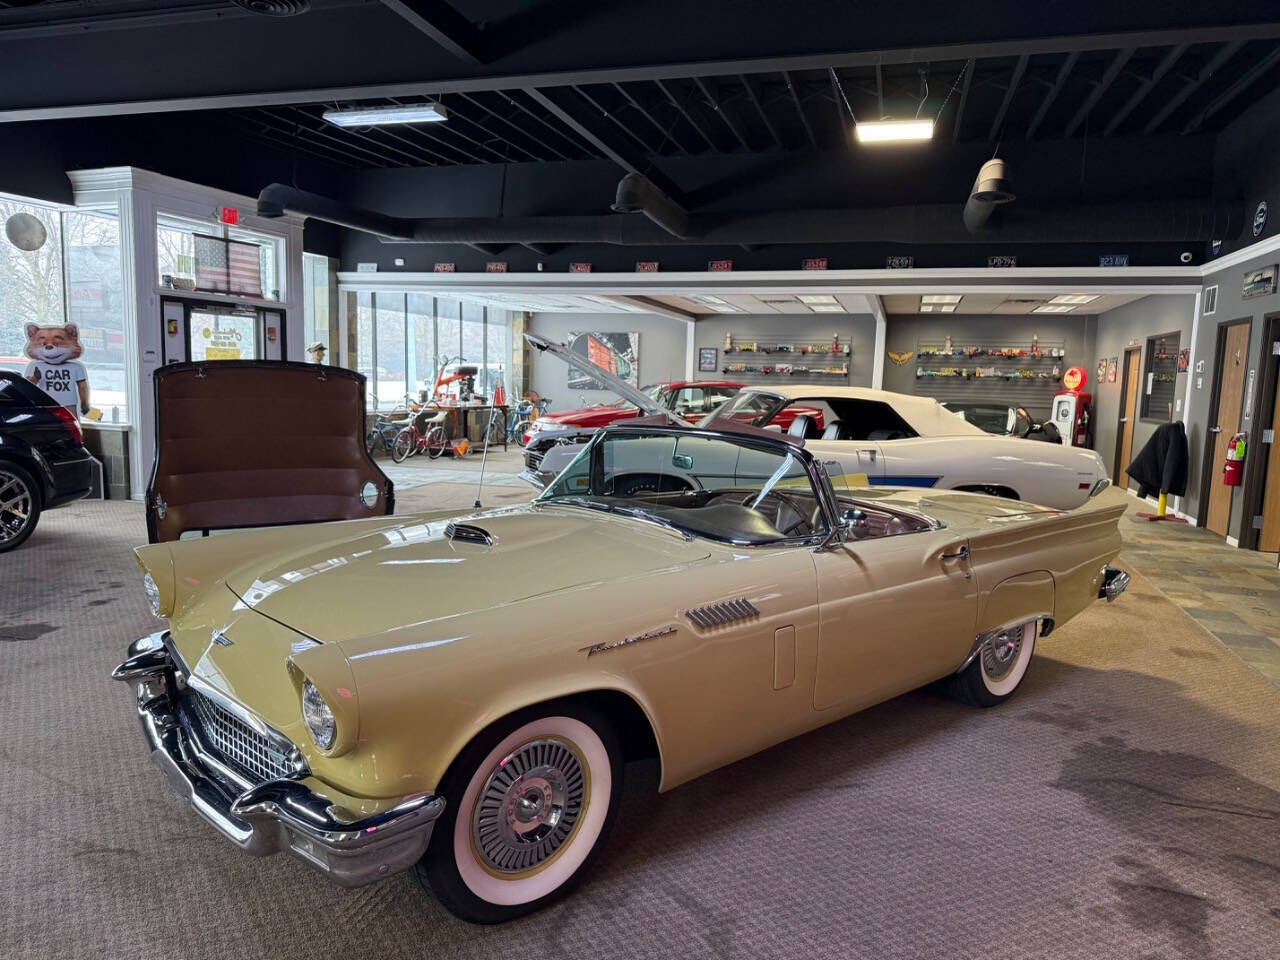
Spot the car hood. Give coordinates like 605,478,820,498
541,406,638,427
223,503,712,642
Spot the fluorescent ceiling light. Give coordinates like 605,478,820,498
323,103,448,127
919,304,957,313
921,294,962,304
1048,294,1100,305
1032,304,1076,313
809,304,844,313
855,119,934,143
797,294,838,304
688,295,728,305
709,305,738,313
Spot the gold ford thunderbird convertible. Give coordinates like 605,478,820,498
114,424,1129,923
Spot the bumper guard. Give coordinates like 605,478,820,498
112,632,445,887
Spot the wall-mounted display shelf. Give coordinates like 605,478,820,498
722,361,850,378
910,336,1068,415
723,335,847,357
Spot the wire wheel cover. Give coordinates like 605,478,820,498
0,470,33,542
981,625,1025,682
472,738,588,875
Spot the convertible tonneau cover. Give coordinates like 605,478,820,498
146,361,393,543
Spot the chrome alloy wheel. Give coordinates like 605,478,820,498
472,738,589,876
0,469,34,544
980,625,1025,682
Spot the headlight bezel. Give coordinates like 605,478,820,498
301,679,338,751
142,572,164,618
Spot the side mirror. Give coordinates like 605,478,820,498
672,454,693,469
839,507,871,540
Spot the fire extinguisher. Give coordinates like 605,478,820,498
1222,432,1247,487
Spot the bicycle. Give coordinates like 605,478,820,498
392,408,450,462
509,396,551,446
365,412,408,457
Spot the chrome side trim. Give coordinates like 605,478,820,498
1089,478,1111,497
685,597,760,630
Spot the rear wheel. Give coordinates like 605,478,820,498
415,703,622,923
945,619,1037,707
0,463,41,553
424,425,449,459
391,428,415,463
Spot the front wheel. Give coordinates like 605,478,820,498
0,463,41,553
415,703,622,923
391,428,415,463
945,619,1037,707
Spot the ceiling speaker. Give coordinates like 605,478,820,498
4,212,48,252
230,0,311,16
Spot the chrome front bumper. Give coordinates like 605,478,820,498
112,633,445,887
1098,566,1131,602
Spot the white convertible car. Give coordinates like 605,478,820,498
523,334,1108,510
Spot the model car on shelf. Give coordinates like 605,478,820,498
0,370,95,552
940,400,1063,443
114,421,1130,923
520,378,742,484
706,385,1107,509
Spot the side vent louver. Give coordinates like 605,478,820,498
446,522,494,546
685,597,760,630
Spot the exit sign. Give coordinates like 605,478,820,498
708,259,734,272
801,257,828,270
219,206,239,225
569,262,592,273
485,261,508,273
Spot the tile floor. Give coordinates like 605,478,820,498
1118,494,1280,689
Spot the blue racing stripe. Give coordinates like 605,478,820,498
869,476,940,487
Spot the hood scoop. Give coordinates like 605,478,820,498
446,521,494,546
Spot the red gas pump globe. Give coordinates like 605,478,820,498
1062,365,1086,391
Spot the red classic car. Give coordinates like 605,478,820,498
522,380,743,444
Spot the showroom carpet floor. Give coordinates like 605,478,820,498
2,501,1279,960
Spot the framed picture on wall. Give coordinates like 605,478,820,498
1177,347,1190,372
698,347,718,372
1107,357,1118,383
1242,264,1277,299
1096,358,1107,383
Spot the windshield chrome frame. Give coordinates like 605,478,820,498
537,424,838,549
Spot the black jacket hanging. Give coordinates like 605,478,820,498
1125,420,1189,498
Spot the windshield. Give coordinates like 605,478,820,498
705,390,787,426
540,429,829,545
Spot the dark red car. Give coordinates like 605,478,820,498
523,380,743,444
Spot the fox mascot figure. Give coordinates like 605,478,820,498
23,322,90,418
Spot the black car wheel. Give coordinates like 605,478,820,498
0,463,41,553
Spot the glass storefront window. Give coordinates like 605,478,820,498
374,292,407,410
436,298,461,386
487,313,509,399
408,293,434,401
0,196,64,376
63,211,128,422
356,292,374,406
303,253,330,356
188,308,258,363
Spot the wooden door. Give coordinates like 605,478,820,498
1259,368,1280,553
1115,350,1141,487
1205,323,1251,537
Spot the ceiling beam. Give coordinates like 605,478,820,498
613,82,694,155
456,91,570,161
1025,51,1078,139
376,0,485,64
1102,43,1186,136
1063,47,1134,137
655,79,719,151
11,22,1280,122
950,59,973,142
875,63,884,116
573,84,663,155
988,54,1028,141
783,71,818,148
523,87,682,198
739,74,783,149
694,77,751,151
1181,44,1280,133
500,90,601,159
1142,40,1244,134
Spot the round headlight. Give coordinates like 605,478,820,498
301,680,337,750
142,572,163,618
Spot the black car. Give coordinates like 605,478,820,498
0,371,95,552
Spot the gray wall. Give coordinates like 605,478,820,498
1092,296,1196,498
528,312,688,406
882,314,1097,420
692,314,877,389
1192,250,1279,541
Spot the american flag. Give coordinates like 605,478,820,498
194,234,263,296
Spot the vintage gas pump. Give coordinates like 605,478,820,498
1050,366,1094,447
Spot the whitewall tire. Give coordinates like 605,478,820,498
416,702,622,923
946,619,1037,707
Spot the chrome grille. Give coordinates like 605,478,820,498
185,690,296,784
524,450,544,471
685,597,760,630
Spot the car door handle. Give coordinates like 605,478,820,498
858,448,877,462
941,545,969,562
